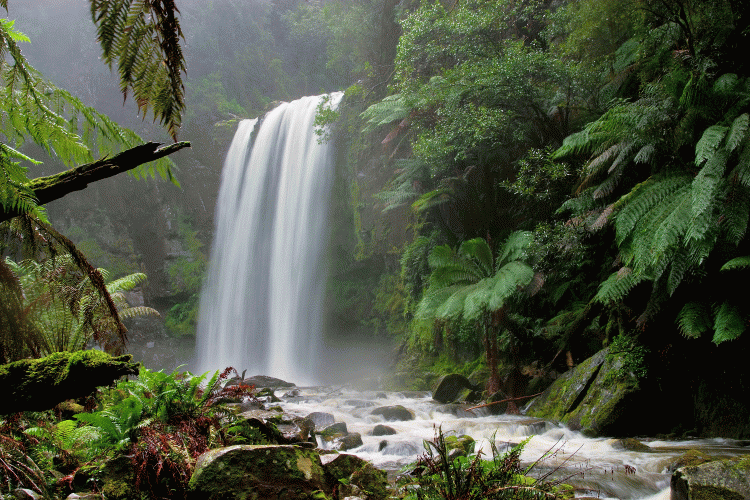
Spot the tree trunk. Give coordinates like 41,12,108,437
0,141,190,223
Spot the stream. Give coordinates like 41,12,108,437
269,385,750,500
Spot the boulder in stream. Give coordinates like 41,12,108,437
322,453,389,500
671,457,750,500
371,405,414,421
525,348,643,436
187,445,329,500
241,375,296,388
371,424,397,436
432,374,476,404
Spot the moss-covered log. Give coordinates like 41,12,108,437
0,141,191,223
0,350,139,414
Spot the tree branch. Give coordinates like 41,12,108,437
0,141,190,223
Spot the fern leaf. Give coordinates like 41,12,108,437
695,125,728,167
495,231,532,269
594,270,644,304
615,176,691,246
676,302,711,338
712,302,746,344
723,187,750,244
459,238,493,277
488,261,534,310
118,306,160,319
726,113,750,153
720,256,750,271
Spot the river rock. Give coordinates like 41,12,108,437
525,348,642,436
242,375,296,388
307,412,335,429
432,374,476,403
444,435,475,455
336,432,364,451
371,405,414,421
371,424,397,436
658,449,713,473
187,445,329,500
433,403,478,418
671,457,750,500
322,454,389,500
320,422,348,441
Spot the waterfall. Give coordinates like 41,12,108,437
195,93,342,385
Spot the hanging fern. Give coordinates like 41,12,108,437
675,301,711,339
89,0,186,140
712,302,746,344
594,269,644,304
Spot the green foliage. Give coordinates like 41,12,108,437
89,0,186,140
399,429,560,500
607,335,649,381
2,255,157,359
416,233,534,324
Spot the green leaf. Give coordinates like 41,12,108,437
676,302,711,338
695,125,728,166
720,256,750,271
712,302,746,344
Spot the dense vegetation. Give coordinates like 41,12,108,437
321,0,750,434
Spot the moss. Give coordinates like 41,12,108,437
0,351,139,414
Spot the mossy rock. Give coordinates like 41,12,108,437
525,348,644,436
187,445,329,500
370,405,414,421
322,454,389,500
671,456,750,500
660,449,714,473
0,351,139,414
319,422,348,442
444,435,475,455
100,455,138,500
609,438,652,453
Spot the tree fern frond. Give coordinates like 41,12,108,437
361,94,411,131
594,269,644,304
695,124,728,167
615,176,691,246
676,302,711,339
723,187,750,244
712,302,746,344
90,0,186,140
495,231,532,269
118,306,160,320
720,256,750,271
725,113,749,153
105,272,147,294
459,238,493,277
488,261,534,310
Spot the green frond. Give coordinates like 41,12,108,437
361,94,411,131
614,175,691,246
720,256,750,271
725,113,749,153
106,272,147,294
90,0,186,140
723,187,750,244
676,302,711,339
412,188,451,212
712,302,746,344
594,269,644,304
488,261,534,310
118,306,160,320
695,125,728,167
458,238,493,277
495,231,532,269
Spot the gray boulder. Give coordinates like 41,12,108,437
371,424,397,436
432,374,476,404
371,405,414,421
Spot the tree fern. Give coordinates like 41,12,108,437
712,302,746,344
89,0,185,140
361,94,411,131
594,269,644,304
676,301,711,339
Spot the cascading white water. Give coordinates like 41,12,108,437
195,93,343,384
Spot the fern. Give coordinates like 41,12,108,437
712,302,746,344
361,94,411,131
594,269,644,304
720,256,750,271
89,0,186,140
676,302,711,339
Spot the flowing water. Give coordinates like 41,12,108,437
195,93,343,384
195,93,749,498
273,385,749,500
